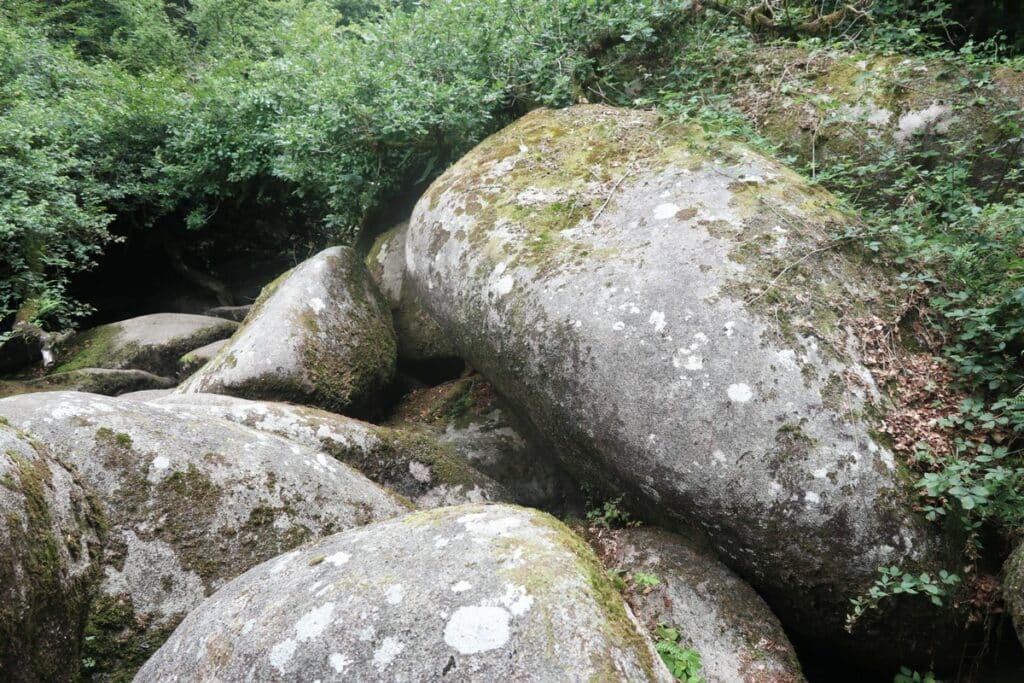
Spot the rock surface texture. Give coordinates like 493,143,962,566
178,246,396,416
136,504,673,682
0,423,104,682
405,104,957,662
148,392,510,508
1003,543,1024,650
0,391,405,679
367,222,459,360
592,527,805,683
54,313,237,377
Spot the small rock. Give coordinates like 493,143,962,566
177,339,228,377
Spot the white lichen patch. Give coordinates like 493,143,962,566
458,513,523,537
727,383,754,403
325,551,352,567
151,455,170,470
269,638,297,673
308,297,326,314
372,637,405,671
329,652,352,673
384,584,405,605
408,461,432,484
451,581,473,593
653,203,680,220
649,311,667,334
443,605,511,654
294,602,335,642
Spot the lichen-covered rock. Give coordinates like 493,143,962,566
178,247,396,416
148,392,510,508
366,222,459,360
0,423,104,682
54,313,237,377
389,376,579,510
1,368,177,399
591,527,805,683
136,504,673,682
405,104,959,663
1004,543,1024,650
177,339,227,377
728,47,1023,190
0,391,405,680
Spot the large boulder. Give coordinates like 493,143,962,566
1004,544,1024,650
136,504,672,682
725,46,1024,193
405,104,958,663
0,392,406,680
1,368,177,399
176,339,227,377
0,422,105,682
591,527,805,683
389,376,580,511
54,313,237,377
178,247,397,416
147,392,510,508
366,222,459,360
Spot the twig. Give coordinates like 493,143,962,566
745,241,843,305
592,168,633,223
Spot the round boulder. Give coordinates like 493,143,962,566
54,313,237,377
0,422,104,682
147,392,510,508
178,246,396,416
591,527,805,683
0,391,406,680
405,104,958,663
136,504,672,682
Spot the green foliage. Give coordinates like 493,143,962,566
846,566,960,632
654,624,703,683
633,571,660,589
894,666,943,683
584,494,634,529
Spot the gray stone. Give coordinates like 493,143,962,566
147,392,510,508
591,527,805,683
3,368,177,398
135,504,673,682
0,391,406,680
178,247,396,416
367,222,459,360
389,376,579,510
1004,543,1024,650
177,339,228,377
405,105,958,662
0,422,104,681
202,305,252,322
54,313,237,377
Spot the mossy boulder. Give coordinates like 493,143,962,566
405,104,960,665
1004,543,1024,650
366,221,460,361
728,46,1023,191
177,339,227,377
2,368,176,399
0,391,406,681
147,392,510,508
202,305,251,322
388,376,579,510
178,247,397,417
591,527,805,683
136,504,673,682
0,423,105,682
54,313,237,377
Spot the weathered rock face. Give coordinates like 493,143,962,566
727,46,1024,189
405,105,958,661
177,339,227,377
136,504,672,682
389,376,580,511
1004,544,1024,650
1,368,177,399
591,527,805,683
179,247,397,416
366,222,459,361
54,313,237,377
0,391,406,680
148,392,510,508
0,423,104,682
